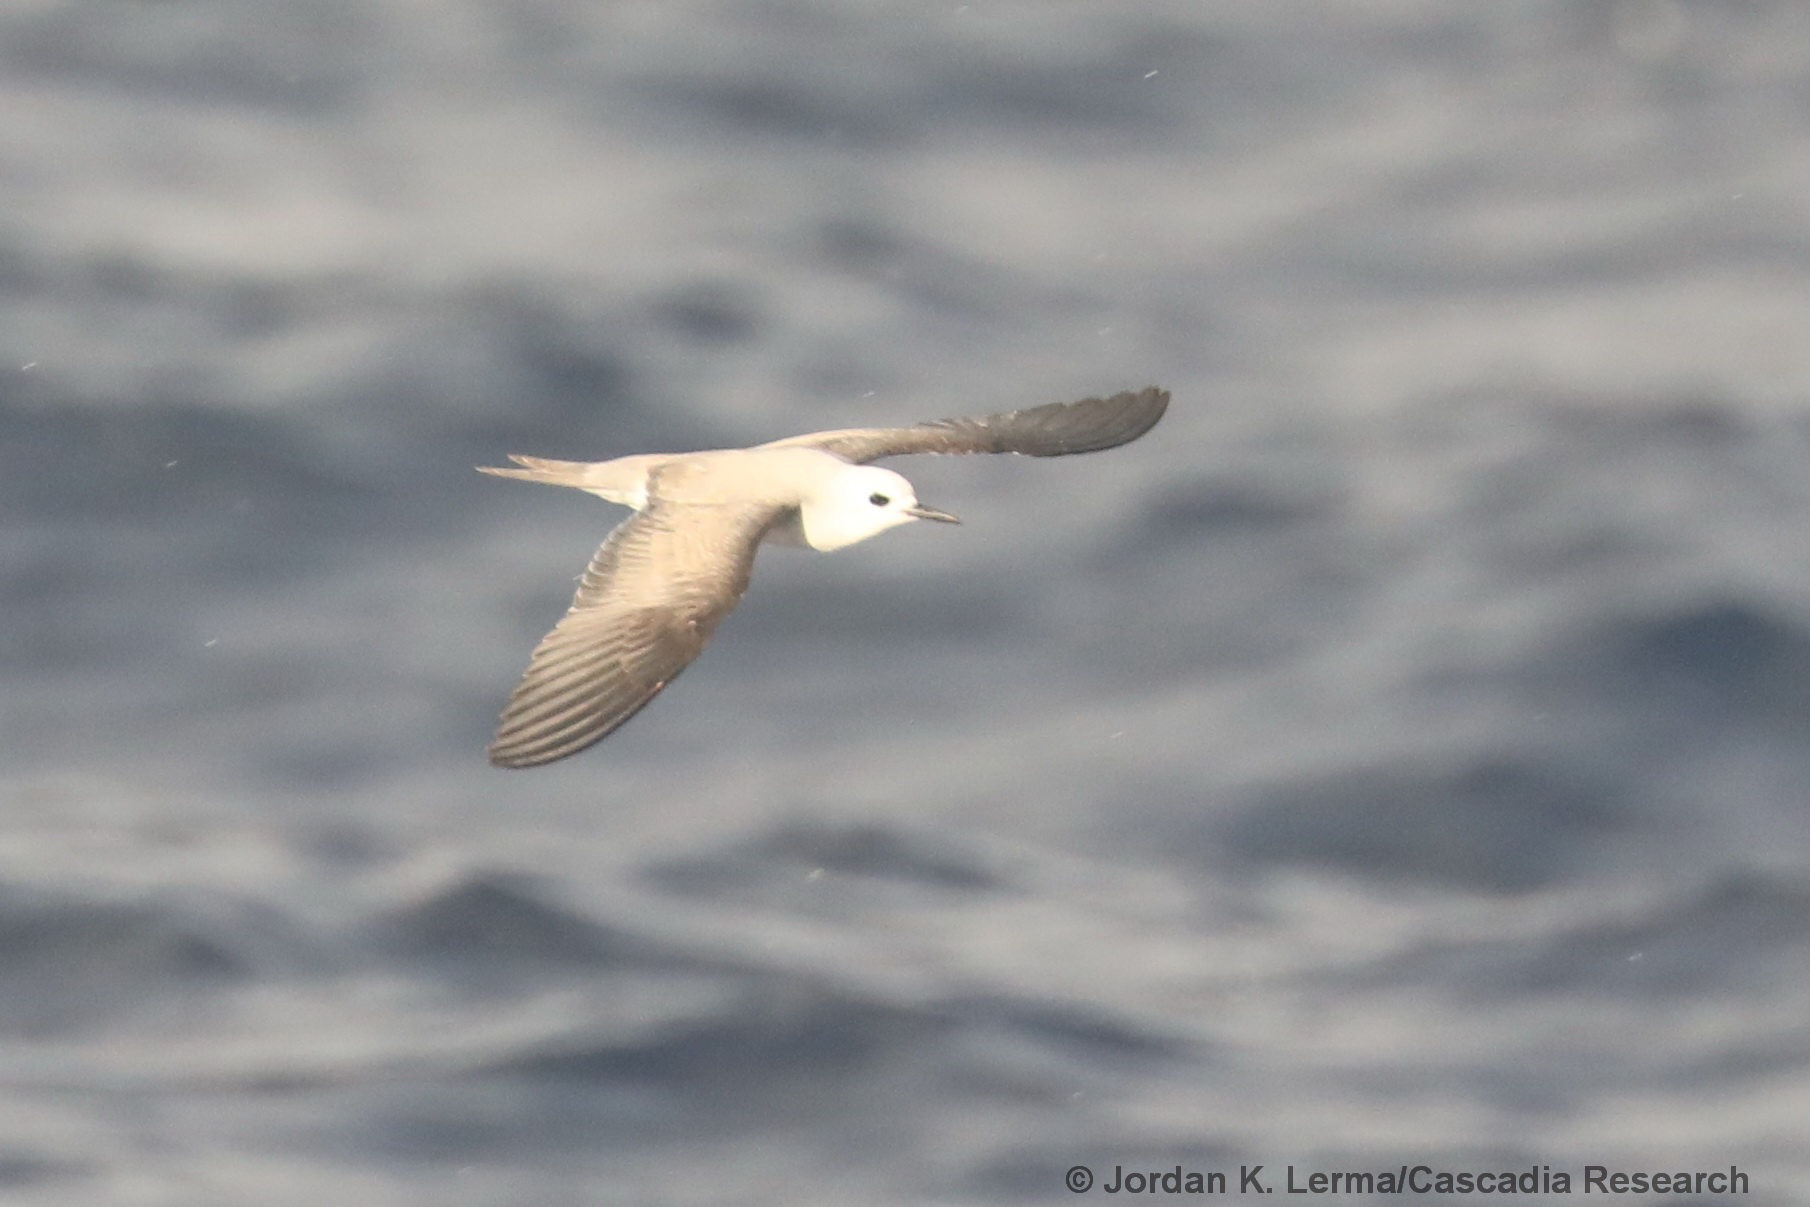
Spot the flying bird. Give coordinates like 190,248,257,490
480,387,1169,767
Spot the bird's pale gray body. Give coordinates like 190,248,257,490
480,387,1168,767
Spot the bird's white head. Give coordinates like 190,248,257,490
799,464,961,551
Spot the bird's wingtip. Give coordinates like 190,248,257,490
1110,385,1169,436
487,742,539,769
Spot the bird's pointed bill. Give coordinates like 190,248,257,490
906,504,961,524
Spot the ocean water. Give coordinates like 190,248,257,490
3,1,1809,1202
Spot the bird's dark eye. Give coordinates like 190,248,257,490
869,492,891,506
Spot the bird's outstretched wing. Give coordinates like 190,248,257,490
488,497,781,768
762,387,1168,465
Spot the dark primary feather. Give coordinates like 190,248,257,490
488,495,781,768
771,387,1169,464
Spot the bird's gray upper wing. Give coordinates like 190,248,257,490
761,387,1168,465
488,495,781,768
